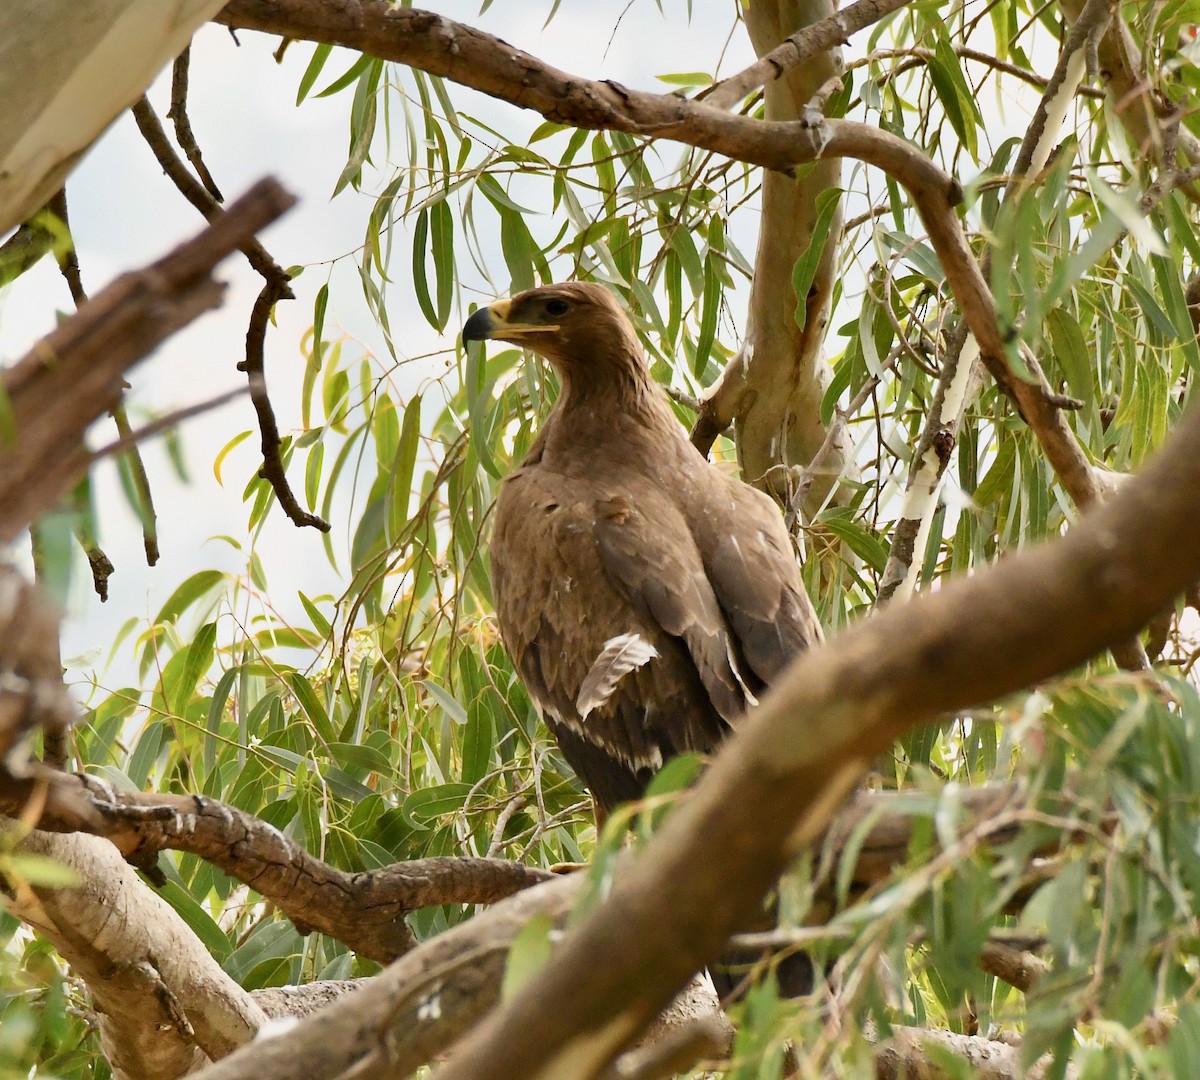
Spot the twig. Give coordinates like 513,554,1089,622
47,189,156,578
486,794,527,859
46,189,86,306
167,45,224,202
107,407,160,565
239,281,331,531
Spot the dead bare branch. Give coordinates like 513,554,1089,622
131,93,328,531
168,44,224,202
239,279,331,531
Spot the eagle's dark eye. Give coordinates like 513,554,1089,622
545,299,570,318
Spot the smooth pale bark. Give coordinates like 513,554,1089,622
4,831,265,1080
0,0,228,233
700,0,848,511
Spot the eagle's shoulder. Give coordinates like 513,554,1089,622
689,468,824,683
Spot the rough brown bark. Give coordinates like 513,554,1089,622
431,388,1200,1076
2,777,554,962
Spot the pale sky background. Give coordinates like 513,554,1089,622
0,1,772,692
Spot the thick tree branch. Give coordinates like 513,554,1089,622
3,830,267,1080
432,387,1200,1075
1,775,554,962
0,178,295,540
13,774,1082,1080
186,874,581,1080
876,1027,1075,1080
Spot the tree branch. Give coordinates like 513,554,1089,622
186,874,581,1080
0,178,296,540
168,44,224,202
238,279,331,530
431,385,1200,1075
1,775,555,963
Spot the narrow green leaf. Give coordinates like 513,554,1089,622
296,42,332,104
1045,307,1094,406
792,189,842,331
171,622,217,717
818,512,889,573
431,198,455,330
422,679,468,725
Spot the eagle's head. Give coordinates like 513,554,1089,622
461,282,644,378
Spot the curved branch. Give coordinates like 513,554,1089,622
215,1,1101,514
168,44,223,202
432,387,1200,1074
3,774,555,962
186,874,581,1080
239,280,331,531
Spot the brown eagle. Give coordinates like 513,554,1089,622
463,282,822,816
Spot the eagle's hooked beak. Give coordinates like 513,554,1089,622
462,298,558,345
